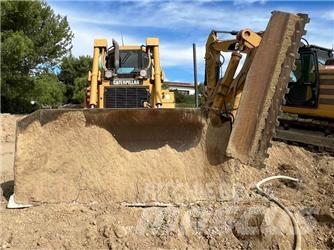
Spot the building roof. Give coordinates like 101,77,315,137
164,81,195,88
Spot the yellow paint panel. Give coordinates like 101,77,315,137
94,39,107,47
319,68,334,74
320,85,334,89
319,95,334,99
320,75,334,80
161,90,175,108
98,85,104,108
146,37,159,46
282,104,334,119
102,80,110,86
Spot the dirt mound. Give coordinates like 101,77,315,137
13,109,235,205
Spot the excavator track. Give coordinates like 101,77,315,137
226,11,309,165
275,115,334,153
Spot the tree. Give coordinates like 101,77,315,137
72,76,87,104
31,73,65,108
197,83,205,96
1,1,73,113
58,55,91,103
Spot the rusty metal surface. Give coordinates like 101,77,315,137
226,11,309,165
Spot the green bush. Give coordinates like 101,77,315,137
174,90,195,108
72,76,88,104
31,73,65,108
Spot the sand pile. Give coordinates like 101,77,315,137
14,109,236,205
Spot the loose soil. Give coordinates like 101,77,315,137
0,113,333,249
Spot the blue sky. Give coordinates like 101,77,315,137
48,0,334,83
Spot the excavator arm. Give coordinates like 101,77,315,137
204,11,309,164
204,29,262,125
204,33,237,100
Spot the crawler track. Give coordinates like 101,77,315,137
275,116,334,153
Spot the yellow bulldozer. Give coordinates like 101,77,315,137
85,37,175,109
9,11,309,207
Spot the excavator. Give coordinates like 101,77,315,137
276,44,334,151
9,11,309,208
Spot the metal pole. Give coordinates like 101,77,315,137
193,43,198,107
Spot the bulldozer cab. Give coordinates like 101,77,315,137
106,47,151,79
285,45,333,107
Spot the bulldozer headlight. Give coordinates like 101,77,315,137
139,69,147,77
105,70,113,79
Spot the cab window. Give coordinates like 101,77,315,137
316,49,331,65
286,52,317,107
107,50,149,74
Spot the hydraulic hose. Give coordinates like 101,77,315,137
112,39,119,72
145,47,152,71
255,175,301,250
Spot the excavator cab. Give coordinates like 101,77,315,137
278,45,334,151
285,45,333,108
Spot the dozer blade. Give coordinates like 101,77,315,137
12,108,234,205
226,11,309,165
